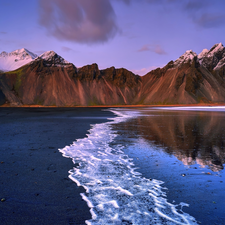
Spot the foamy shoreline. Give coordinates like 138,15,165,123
0,107,114,224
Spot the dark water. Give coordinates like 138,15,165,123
111,108,225,225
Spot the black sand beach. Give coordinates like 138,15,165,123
1,107,225,225
0,107,114,225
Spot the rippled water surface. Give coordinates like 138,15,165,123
111,107,225,224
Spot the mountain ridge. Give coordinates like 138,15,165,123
1,43,225,106
0,48,38,72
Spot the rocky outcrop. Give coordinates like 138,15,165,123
1,43,225,106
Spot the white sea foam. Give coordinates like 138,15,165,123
59,109,197,224
156,106,225,112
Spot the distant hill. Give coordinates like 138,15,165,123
0,43,225,106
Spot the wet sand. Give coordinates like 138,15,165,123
0,107,114,225
1,107,224,225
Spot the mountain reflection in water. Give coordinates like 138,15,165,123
112,109,225,172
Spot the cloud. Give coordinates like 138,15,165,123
0,32,7,34
138,44,167,55
183,0,208,12
180,0,225,28
193,13,225,28
38,0,119,44
138,45,150,52
38,0,224,45
118,0,225,29
154,45,167,55
119,0,207,8
115,0,132,5
61,46,73,52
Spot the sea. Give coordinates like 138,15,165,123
59,107,225,225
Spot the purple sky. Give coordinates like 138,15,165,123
1,0,225,75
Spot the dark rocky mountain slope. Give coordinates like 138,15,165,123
0,51,141,106
1,43,225,106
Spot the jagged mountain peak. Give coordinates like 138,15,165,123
198,43,225,70
40,50,59,60
0,51,8,57
1,43,225,106
198,43,225,59
198,49,209,59
208,42,224,54
0,48,38,72
37,50,70,66
1,48,37,59
174,50,197,67
12,48,31,55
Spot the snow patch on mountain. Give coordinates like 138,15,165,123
173,43,225,71
198,43,225,70
207,43,224,57
0,48,38,72
214,57,225,70
174,50,197,67
198,49,209,59
39,51,70,65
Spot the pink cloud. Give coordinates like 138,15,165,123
138,45,150,52
61,46,73,52
38,0,119,44
138,44,167,55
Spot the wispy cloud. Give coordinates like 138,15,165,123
138,44,167,55
38,0,119,44
181,0,225,28
193,13,225,28
119,0,225,29
0,31,7,34
154,45,167,55
183,0,209,12
61,46,74,52
138,45,150,52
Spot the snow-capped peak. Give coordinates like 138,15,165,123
214,57,225,70
0,51,8,57
174,50,197,66
198,43,225,59
40,51,59,60
37,50,70,66
0,48,37,60
198,49,209,59
0,48,38,72
208,43,224,56
198,43,225,70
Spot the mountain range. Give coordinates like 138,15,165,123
0,43,225,106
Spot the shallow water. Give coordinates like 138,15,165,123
111,107,225,224
60,107,225,225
